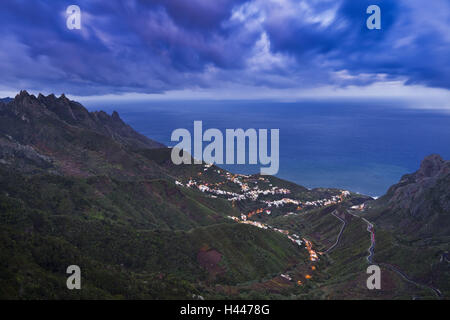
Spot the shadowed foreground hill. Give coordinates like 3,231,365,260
0,92,308,299
362,155,450,298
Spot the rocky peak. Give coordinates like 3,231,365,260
59,93,70,103
16,90,31,98
15,90,35,103
418,154,447,178
6,90,51,120
112,110,121,121
37,93,57,103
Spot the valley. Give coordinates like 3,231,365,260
0,92,448,300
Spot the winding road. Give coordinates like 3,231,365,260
347,209,443,299
325,210,347,253
380,262,442,298
362,217,375,264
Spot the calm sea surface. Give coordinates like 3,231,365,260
82,99,450,197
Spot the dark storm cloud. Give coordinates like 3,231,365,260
0,0,448,95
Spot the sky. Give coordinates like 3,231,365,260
0,0,449,105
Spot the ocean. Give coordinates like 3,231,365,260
82,99,450,197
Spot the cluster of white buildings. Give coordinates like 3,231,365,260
177,164,341,268
263,190,351,210
178,178,243,199
280,274,292,281
175,167,351,238
264,197,301,208
243,186,291,201
175,170,291,203
287,233,303,246
226,215,306,249
351,203,365,211
227,215,268,230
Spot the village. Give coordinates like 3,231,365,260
174,163,351,287
175,163,350,210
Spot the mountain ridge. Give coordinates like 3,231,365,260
0,91,167,178
7,90,165,150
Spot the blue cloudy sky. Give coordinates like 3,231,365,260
0,0,449,104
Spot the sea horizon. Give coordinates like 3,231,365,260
80,98,450,197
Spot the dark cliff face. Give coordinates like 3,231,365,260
417,154,450,179
387,154,450,215
368,154,450,236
